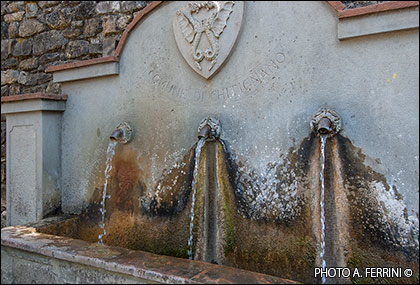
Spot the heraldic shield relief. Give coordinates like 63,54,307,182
173,1,244,79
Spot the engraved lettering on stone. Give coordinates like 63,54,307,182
148,49,286,103
176,1,234,71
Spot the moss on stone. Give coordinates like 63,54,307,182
161,246,190,259
348,241,419,284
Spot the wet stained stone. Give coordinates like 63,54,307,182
74,137,317,281
191,265,300,284
142,145,195,217
76,144,193,257
217,133,419,283
51,133,418,284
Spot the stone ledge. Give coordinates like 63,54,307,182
1,93,68,103
51,61,119,83
328,1,419,18
46,56,119,73
338,1,419,18
1,93,67,114
1,225,298,284
337,6,419,40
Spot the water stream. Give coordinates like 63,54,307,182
98,141,117,245
187,137,206,259
319,134,327,284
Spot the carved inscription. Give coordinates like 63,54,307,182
149,51,285,103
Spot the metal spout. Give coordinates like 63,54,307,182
110,129,123,142
197,117,221,141
318,117,332,135
311,108,342,138
198,124,211,140
109,122,133,144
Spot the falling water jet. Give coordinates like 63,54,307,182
98,140,117,245
188,137,206,259
98,122,133,245
188,117,221,260
319,134,327,284
311,109,342,284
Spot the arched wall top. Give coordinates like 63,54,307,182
46,1,418,73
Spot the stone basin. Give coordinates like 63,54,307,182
1,215,298,284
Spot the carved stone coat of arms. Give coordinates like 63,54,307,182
173,1,244,79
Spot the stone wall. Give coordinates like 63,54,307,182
341,1,387,9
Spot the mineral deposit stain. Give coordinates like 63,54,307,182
72,131,418,284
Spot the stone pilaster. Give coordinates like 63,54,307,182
1,93,66,226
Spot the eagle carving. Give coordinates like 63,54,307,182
173,1,242,78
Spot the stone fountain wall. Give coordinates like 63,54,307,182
48,2,418,282
1,1,419,284
0,1,404,227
